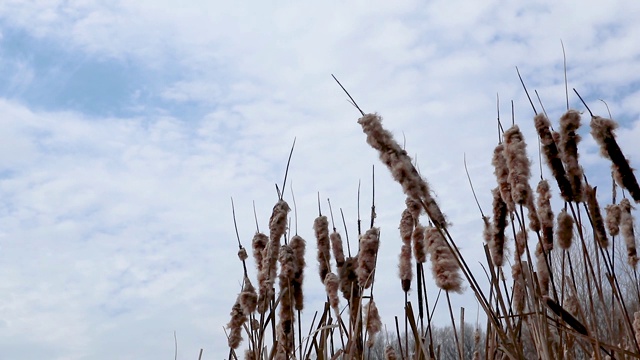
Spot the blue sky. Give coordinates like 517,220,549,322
0,1,639,359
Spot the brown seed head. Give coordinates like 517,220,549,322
556,209,574,250
357,227,380,288
559,110,584,202
426,226,463,293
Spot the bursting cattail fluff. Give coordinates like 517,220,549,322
585,185,608,248
534,113,573,201
257,200,290,313
289,235,306,310
357,227,380,288
515,229,526,259
620,198,638,268
426,226,463,293
252,232,268,272
324,272,340,310
227,299,247,349
413,223,427,263
504,125,532,204
537,179,554,250
492,143,515,211
512,262,525,313
330,231,346,269
605,204,622,237
314,216,332,283
238,247,248,261
559,110,584,202
556,209,574,250
399,208,414,291
358,113,446,227
527,194,541,233
591,116,640,203
364,299,382,348
239,276,258,315
339,256,359,301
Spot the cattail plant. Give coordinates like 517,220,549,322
226,298,247,349
605,203,622,237
277,245,296,354
290,235,306,310
425,226,463,293
534,113,573,201
399,208,414,292
385,345,399,360
558,110,584,202
324,272,340,310
413,223,427,263
357,227,379,289
585,185,608,248
314,215,332,283
490,187,508,266
503,125,532,205
619,198,638,268
492,143,515,211
257,200,290,313
364,299,382,348
556,209,574,250
252,232,268,273
536,179,554,251
590,116,640,202
358,113,446,227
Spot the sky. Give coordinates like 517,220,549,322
0,1,639,359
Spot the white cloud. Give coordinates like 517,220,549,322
0,1,639,358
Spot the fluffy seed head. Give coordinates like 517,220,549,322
535,243,550,296
534,113,573,201
591,116,640,203
399,208,414,291
491,187,508,266
620,198,638,268
364,299,382,348
289,235,306,310
227,299,247,349
413,223,427,263
324,272,340,310
330,231,346,268
357,228,380,288
314,216,332,283
252,232,268,272
239,276,258,315
536,179,554,250
492,143,515,211
605,204,622,237
556,209,575,250
559,110,584,202
426,226,463,293
504,125,532,204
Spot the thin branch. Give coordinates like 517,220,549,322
573,88,593,117
463,153,485,218
280,137,297,200
516,66,537,115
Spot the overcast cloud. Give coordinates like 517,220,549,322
0,1,639,359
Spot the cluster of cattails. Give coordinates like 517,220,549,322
224,104,640,359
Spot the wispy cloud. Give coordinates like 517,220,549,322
0,1,639,358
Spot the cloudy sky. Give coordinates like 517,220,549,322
0,1,639,359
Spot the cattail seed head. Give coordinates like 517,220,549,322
491,187,508,266
238,247,248,261
289,235,306,310
535,243,550,296
239,276,258,315
413,223,427,263
534,113,573,201
515,229,526,259
314,216,332,283
492,143,515,211
620,198,638,268
357,227,380,288
330,231,346,268
512,262,525,313
585,185,609,248
399,208,413,292
426,226,463,293
504,125,532,205
324,272,340,310
358,113,446,227
605,204,622,237
227,299,247,349
557,209,574,250
537,179,554,250
252,232,268,272
339,256,359,301
385,345,398,360
591,116,640,203
559,110,584,202
633,311,640,347
364,299,382,348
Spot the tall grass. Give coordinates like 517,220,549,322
224,92,640,359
